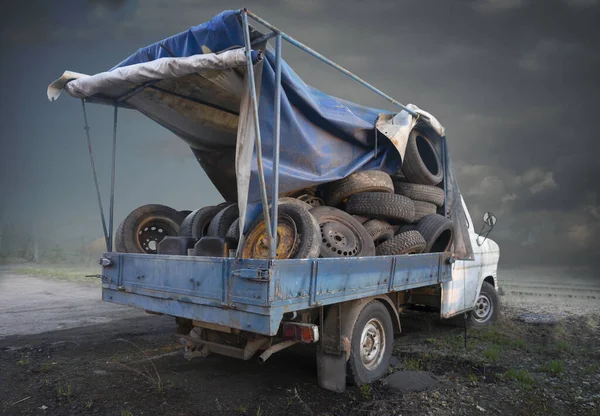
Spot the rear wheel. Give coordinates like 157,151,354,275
347,301,394,385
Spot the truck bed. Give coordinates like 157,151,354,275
100,252,452,336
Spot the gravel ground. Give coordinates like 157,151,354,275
0,267,599,416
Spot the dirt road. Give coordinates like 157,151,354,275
1,267,599,416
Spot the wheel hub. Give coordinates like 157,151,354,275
473,293,492,322
360,318,385,370
242,214,298,259
137,220,176,254
320,221,359,257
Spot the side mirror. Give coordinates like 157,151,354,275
483,212,497,227
476,212,497,246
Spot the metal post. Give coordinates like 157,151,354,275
270,34,282,259
241,10,273,249
244,9,417,116
80,99,110,251
108,105,118,252
442,136,448,217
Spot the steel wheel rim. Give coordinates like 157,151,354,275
319,220,361,257
137,219,177,254
242,214,297,259
473,293,492,322
360,318,386,370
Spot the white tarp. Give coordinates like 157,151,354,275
47,48,253,102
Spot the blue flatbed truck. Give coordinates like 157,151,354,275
48,9,500,392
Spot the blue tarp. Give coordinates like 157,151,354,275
111,10,400,203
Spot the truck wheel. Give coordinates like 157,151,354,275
347,301,394,385
345,192,415,224
414,214,454,253
207,204,240,237
392,180,445,207
310,207,375,257
115,204,184,254
375,230,426,256
468,282,500,327
179,206,223,238
241,204,320,259
326,170,394,206
401,130,443,185
363,219,395,245
412,200,437,223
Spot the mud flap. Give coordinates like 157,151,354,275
316,349,347,392
317,303,349,392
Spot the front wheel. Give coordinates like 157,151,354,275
468,282,500,327
347,301,394,385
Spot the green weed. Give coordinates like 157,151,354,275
504,368,534,387
85,400,93,409
484,345,501,361
360,384,373,400
540,360,565,375
17,358,29,366
404,357,422,370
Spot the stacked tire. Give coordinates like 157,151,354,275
115,129,453,259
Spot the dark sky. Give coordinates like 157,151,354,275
0,0,598,269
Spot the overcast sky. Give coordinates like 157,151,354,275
0,0,598,269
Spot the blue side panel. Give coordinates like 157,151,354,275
109,10,401,204
101,252,450,336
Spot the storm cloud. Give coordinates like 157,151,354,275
0,0,598,269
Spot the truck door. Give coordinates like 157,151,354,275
440,197,482,318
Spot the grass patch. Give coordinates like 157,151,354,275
85,400,93,409
14,266,100,284
540,360,565,376
16,358,30,366
121,410,133,416
483,346,501,361
360,384,373,400
56,384,72,398
503,368,535,389
554,341,572,354
467,373,478,383
235,405,248,414
509,338,527,350
404,357,423,371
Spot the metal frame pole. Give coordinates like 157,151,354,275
108,105,118,251
269,34,282,259
80,99,110,251
244,9,417,116
442,136,448,217
241,10,273,250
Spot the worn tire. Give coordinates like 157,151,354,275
225,218,240,241
345,192,415,224
207,204,240,237
401,130,443,185
179,206,223,238
412,200,438,223
375,230,426,256
352,215,370,224
276,197,312,211
115,204,184,254
310,206,375,257
393,180,445,207
241,204,320,259
467,282,500,327
326,170,394,206
347,301,394,385
363,219,395,245
414,214,454,253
